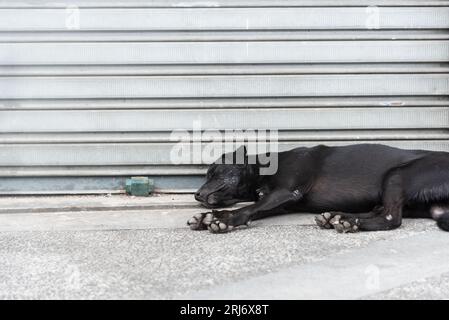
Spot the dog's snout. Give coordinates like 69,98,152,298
206,194,219,205
194,191,204,202
195,189,220,207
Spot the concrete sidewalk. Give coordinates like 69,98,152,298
0,194,448,299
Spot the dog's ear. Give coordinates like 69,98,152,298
217,145,248,164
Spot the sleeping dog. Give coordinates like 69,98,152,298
188,144,449,233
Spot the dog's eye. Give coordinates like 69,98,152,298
206,169,215,179
207,166,217,179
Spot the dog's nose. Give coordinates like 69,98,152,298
194,192,204,202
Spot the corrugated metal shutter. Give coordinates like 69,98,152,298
0,0,448,194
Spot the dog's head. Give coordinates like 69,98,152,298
195,146,257,208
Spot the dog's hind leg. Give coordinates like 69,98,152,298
327,171,405,233
402,154,449,231
333,155,449,233
357,171,405,231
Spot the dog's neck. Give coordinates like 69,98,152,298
243,162,263,201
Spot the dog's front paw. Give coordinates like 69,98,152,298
206,210,234,233
189,210,250,233
206,210,251,234
187,210,232,232
330,215,360,233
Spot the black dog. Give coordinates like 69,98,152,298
188,144,449,233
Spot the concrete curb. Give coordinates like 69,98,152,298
0,194,249,214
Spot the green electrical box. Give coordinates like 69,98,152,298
125,177,154,197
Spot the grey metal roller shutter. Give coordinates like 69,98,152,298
0,0,448,194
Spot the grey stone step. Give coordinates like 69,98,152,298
0,194,205,214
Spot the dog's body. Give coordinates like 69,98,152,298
188,144,449,233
